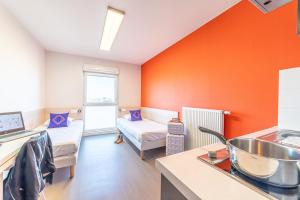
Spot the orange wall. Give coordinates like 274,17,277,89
141,0,300,139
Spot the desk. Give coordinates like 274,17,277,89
0,134,40,200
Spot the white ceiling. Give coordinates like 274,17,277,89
0,0,240,65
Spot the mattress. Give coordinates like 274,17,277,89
46,120,83,157
117,118,168,143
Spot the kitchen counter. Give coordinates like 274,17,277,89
156,127,278,200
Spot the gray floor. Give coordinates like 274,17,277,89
45,134,165,200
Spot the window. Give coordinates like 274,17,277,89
84,72,118,134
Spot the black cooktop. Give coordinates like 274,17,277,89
215,159,300,200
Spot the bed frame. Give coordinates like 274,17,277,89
118,107,178,160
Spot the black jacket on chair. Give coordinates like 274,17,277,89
4,131,56,200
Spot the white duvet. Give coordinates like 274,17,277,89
45,120,83,157
117,118,168,142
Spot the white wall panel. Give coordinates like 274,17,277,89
46,52,141,108
278,67,300,131
0,4,45,113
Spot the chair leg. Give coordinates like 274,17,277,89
140,150,145,160
70,165,75,178
40,191,47,200
0,172,3,200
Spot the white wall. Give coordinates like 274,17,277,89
0,4,45,112
46,52,141,108
278,67,300,131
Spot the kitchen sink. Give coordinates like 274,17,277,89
259,129,300,148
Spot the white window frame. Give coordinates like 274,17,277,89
83,72,119,134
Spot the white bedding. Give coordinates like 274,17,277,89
46,120,83,157
117,118,168,143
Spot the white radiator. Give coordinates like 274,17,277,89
182,107,228,150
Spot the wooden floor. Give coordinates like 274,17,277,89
45,134,165,200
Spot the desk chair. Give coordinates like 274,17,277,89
3,132,55,200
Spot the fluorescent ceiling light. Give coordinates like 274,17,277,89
100,6,125,51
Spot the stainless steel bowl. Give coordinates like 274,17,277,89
199,127,300,188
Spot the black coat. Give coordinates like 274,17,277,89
4,131,56,200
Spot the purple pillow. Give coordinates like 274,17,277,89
129,110,142,121
48,113,69,128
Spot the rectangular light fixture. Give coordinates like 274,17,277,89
100,6,125,51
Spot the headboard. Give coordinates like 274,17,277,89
141,107,178,125
118,106,140,117
23,108,45,130
45,107,83,120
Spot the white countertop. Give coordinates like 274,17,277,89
156,127,278,200
0,133,41,200
0,133,40,172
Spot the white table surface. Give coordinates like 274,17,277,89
156,127,279,200
0,134,40,200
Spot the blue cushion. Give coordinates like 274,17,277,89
48,113,69,128
129,110,142,121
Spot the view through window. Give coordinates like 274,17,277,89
84,73,118,133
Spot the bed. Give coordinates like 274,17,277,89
117,107,178,160
36,119,83,178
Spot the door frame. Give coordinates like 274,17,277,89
83,72,119,134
